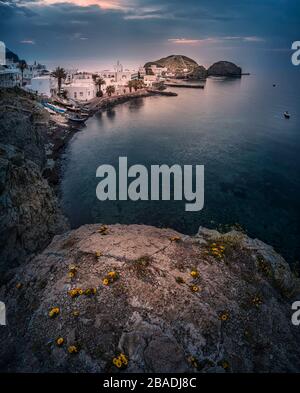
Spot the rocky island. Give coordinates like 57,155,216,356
144,55,243,79
0,88,299,373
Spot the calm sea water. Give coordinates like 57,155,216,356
61,72,300,264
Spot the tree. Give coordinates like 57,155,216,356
18,60,27,86
129,79,145,92
92,74,106,95
127,80,134,93
51,67,67,96
106,85,115,97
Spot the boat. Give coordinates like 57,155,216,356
67,114,86,123
284,111,290,119
44,107,57,115
43,102,66,114
66,105,81,113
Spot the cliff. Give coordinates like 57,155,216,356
0,89,68,273
0,224,299,372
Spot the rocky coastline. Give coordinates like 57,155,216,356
0,87,299,373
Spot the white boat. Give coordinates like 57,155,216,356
284,111,290,119
43,102,66,114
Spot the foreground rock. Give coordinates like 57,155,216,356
208,61,242,77
1,224,299,372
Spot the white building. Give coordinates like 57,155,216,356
0,66,21,88
63,72,96,101
23,62,48,83
0,41,6,66
146,64,168,77
26,76,56,97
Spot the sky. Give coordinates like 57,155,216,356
0,0,299,71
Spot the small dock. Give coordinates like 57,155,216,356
147,89,178,96
164,82,205,89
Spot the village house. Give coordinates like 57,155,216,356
63,72,97,101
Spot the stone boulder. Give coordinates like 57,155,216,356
208,61,242,77
0,224,299,372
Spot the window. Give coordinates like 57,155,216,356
74,92,77,98
79,92,83,97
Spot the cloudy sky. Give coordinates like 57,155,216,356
0,0,299,70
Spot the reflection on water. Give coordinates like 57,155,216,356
61,73,300,264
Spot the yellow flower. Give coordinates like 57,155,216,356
102,278,109,286
120,353,128,365
68,271,75,278
56,337,64,346
49,307,60,318
190,270,199,278
221,361,229,370
72,310,79,317
219,312,229,321
78,289,84,295
170,236,181,242
113,358,122,368
190,285,200,293
92,288,97,294
68,345,78,354
211,247,219,252
84,288,91,296
95,251,102,258
68,289,78,298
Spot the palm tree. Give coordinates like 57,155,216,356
92,74,106,96
18,60,27,86
127,80,135,93
106,85,115,97
51,67,67,96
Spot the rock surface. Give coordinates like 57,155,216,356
1,224,299,372
207,61,242,77
0,88,48,168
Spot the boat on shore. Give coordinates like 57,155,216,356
66,105,81,113
67,114,86,124
43,102,66,114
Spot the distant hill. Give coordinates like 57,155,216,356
6,48,20,63
144,55,206,79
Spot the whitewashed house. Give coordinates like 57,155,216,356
63,72,96,101
27,75,56,97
